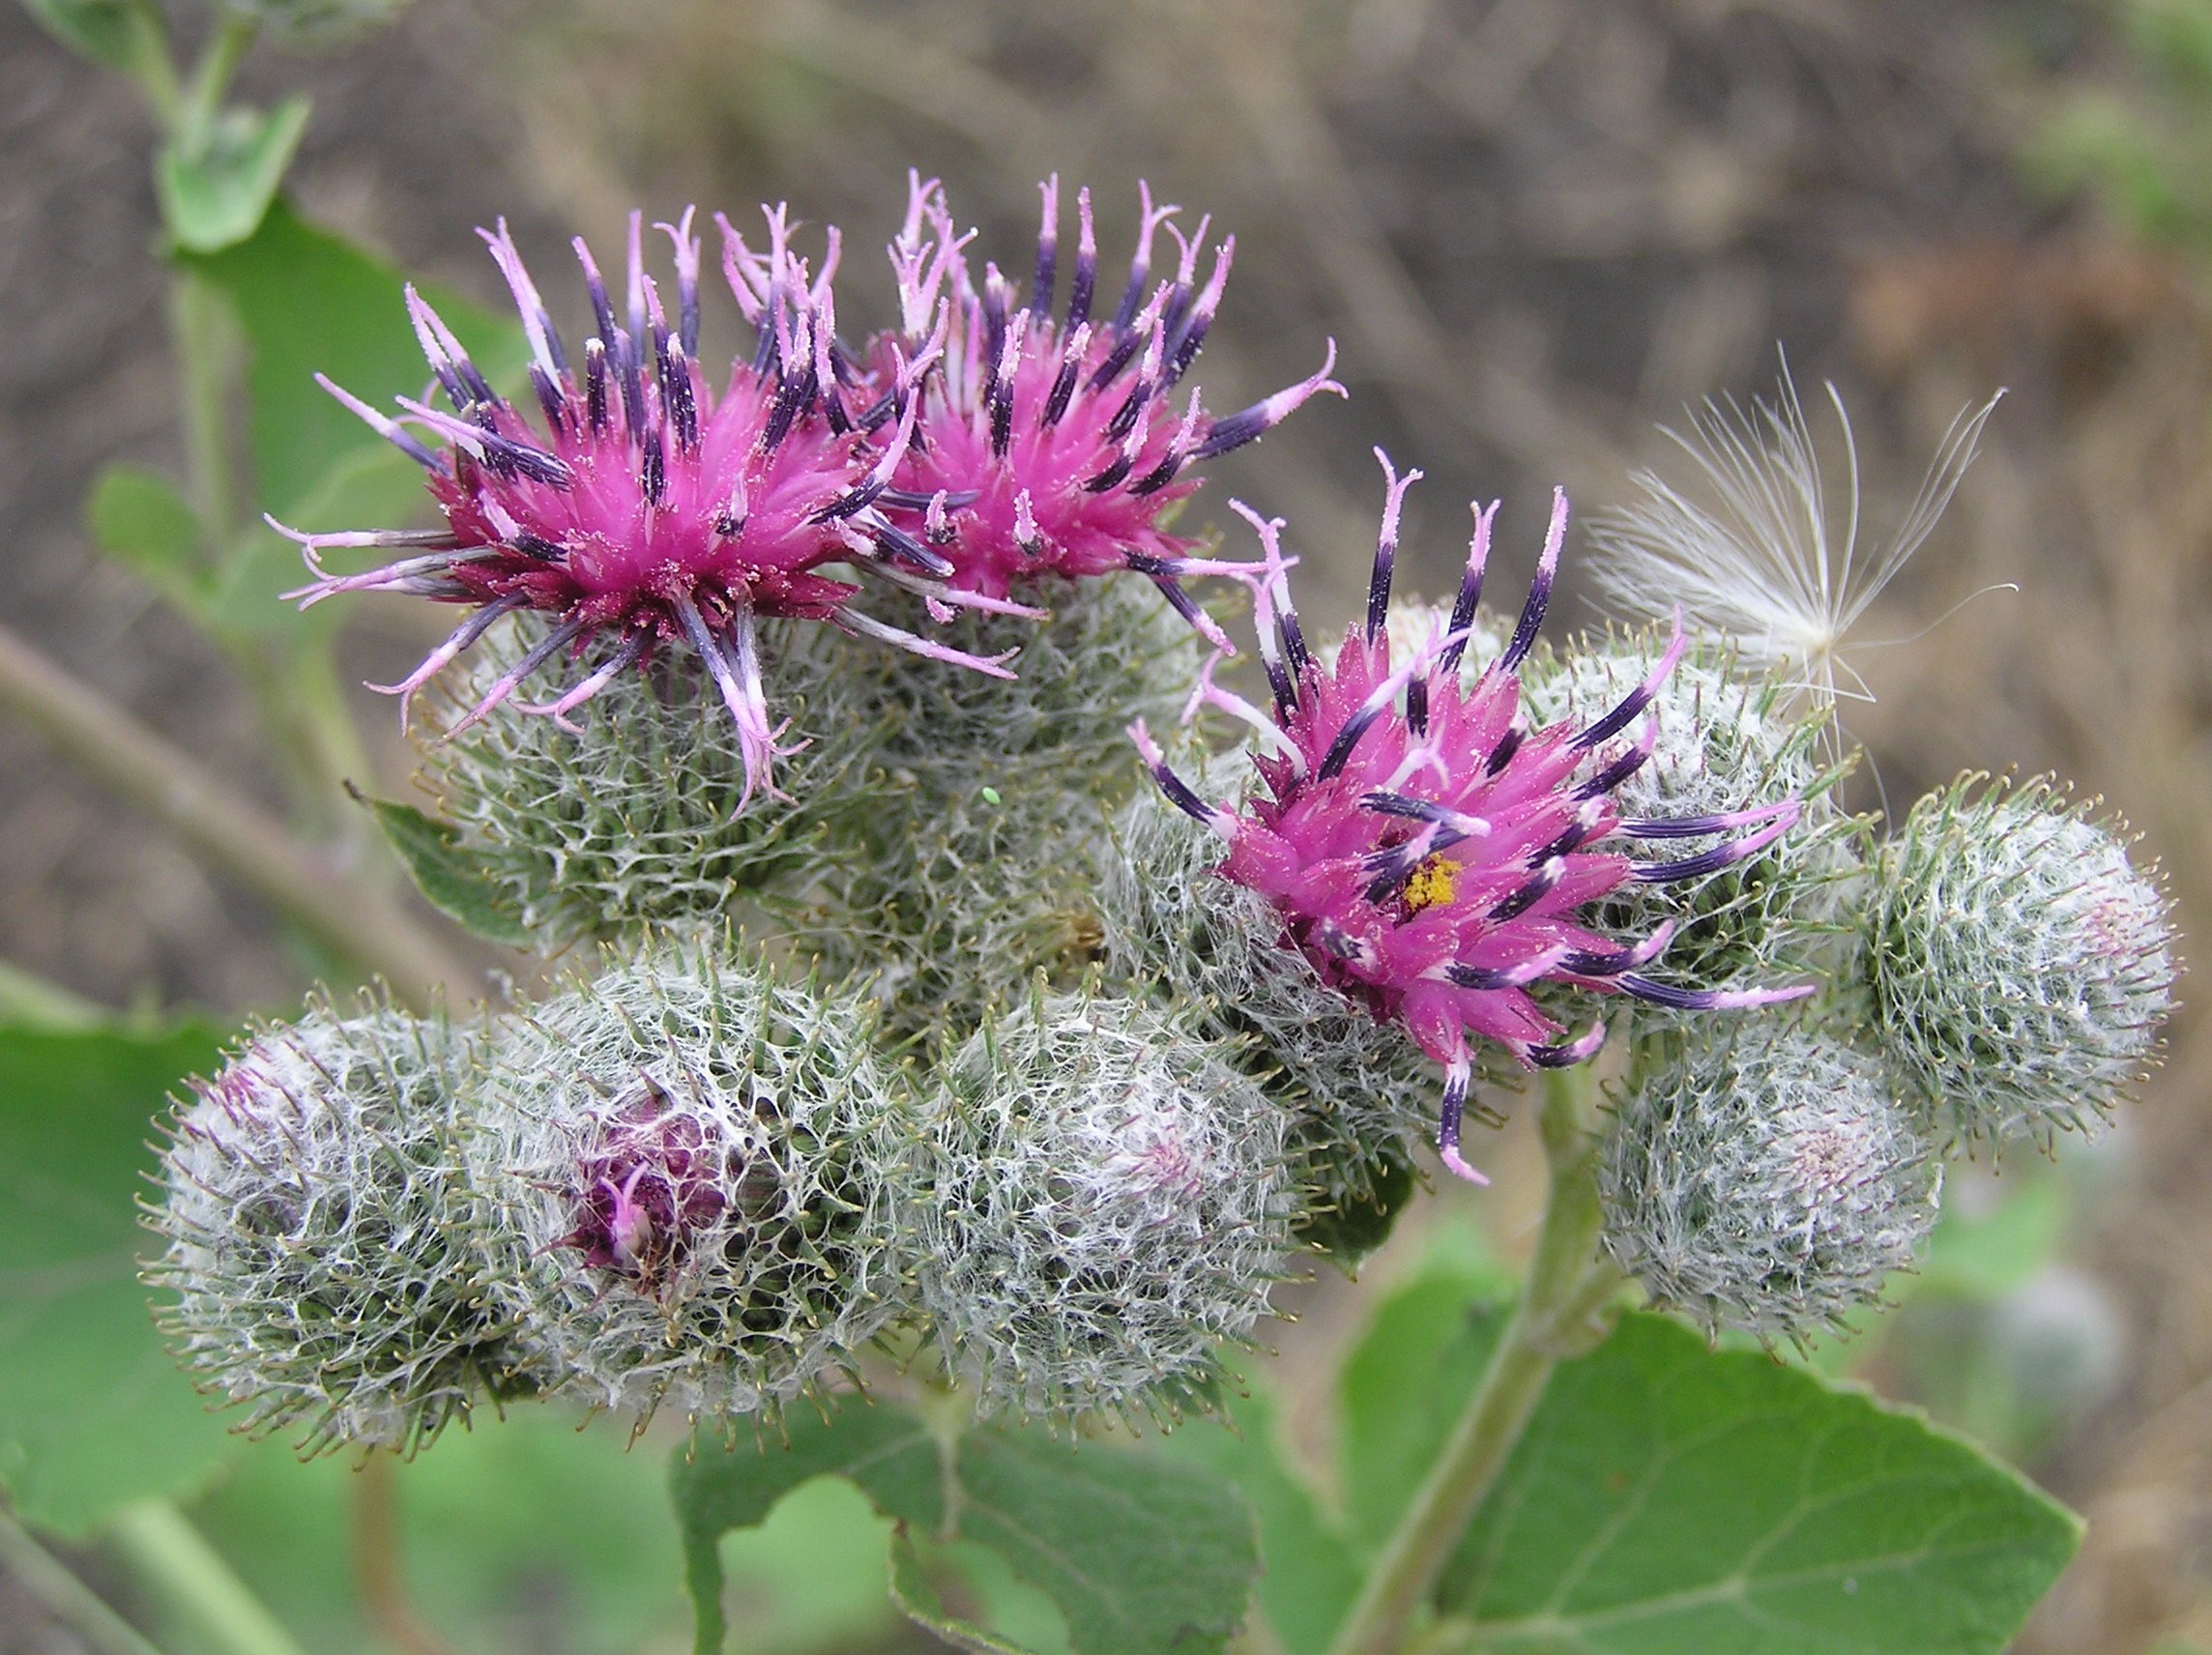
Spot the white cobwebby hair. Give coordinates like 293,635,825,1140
1588,360,2002,706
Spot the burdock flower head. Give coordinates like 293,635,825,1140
870,175,1345,643
1134,455,1814,1180
278,206,1019,804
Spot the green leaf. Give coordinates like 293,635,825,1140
19,0,148,71
363,798,534,948
888,1532,1034,1655
183,201,527,526
671,1404,945,1655
1434,1312,2081,1655
194,1408,773,1655
0,1021,238,1536
951,1425,1257,1655
1163,1380,1362,1655
1919,1170,2070,1300
87,463,207,613
156,98,312,254
672,1403,1260,1655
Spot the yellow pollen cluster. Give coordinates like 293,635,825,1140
1402,853,1460,914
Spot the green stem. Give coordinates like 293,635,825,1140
99,0,184,133
105,1502,305,1655
1324,1065,1619,1655
167,268,242,552
0,1508,169,1655
0,619,472,1006
350,1456,460,1655
174,12,257,157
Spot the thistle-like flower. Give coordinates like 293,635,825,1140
1099,741,1441,1263
1134,454,1814,1181
1588,364,2001,706
278,207,1018,805
871,175,1345,642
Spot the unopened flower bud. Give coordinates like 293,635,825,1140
1520,625,1863,993
465,934,914,1426
800,578,1204,1031
1863,774,2178,1145
1602,1026,1940,1342
913,992,1295,1426
149,1001,525,1454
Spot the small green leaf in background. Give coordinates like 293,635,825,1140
194,1410,896,1655
1433,1312,2081,1655
364,798,534,949
183,201,527,526
888,1532,1035,1655
671,1404,945,1655
19,0,151,72
1919,1165,2072,1301
672,1402,1261,1655
157,97,312,254
952,1425,1257,1655
0,1021,236,1536
87,462,207,616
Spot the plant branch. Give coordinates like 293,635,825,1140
168,268,243,550
0,1507,169,1655
1324,1065,1616,1655
110,0,184,133
351,1455,460,1655
105,1502,305,1655
175,12,257,158
0,620,473,1007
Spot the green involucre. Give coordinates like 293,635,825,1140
795,577,1206,1032
911,991,1295,1427
149,998,528,1455
465,934,917,1428
1863,772,2177,1145
1520,624,1868,998
1602,1023,1940,1343
420,617,899,949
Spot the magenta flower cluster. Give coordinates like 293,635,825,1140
1134,456,1813,1180
281,178,1341,803
280,177,1817,1186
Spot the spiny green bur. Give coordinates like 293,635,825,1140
1521,624,1867,997
149,999,529,1456
464,933,915,1430
1863,772,2178,1147
1098,742,1440,1262
794,578,1206,1031
911,991,1295,1429
420,617,901,948
1602,1024,1940,1344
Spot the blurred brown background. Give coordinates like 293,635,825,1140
2,0,2208,1648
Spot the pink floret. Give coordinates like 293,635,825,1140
277,205,1011,807
1133,453,1811,1181
871,174,1345,638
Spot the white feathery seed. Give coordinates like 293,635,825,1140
1590,363,2001,707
